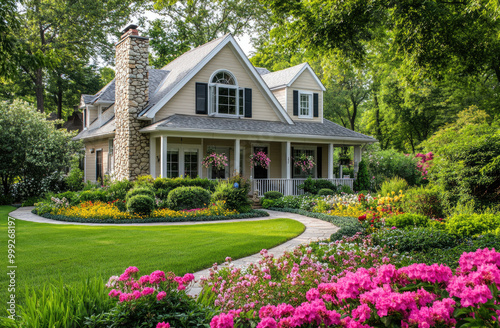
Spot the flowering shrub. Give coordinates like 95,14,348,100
203,152,229,170
207,248,500,327
199,233,403,314
250,151,271,169
293,153,315,172
415,151,433,177
85,267,214,328
46,200,237,221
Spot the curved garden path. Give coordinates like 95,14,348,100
8,207,339,296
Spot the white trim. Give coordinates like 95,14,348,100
251,143,270,179
150,136,156,178
209,69,239,86
328,143,334,179
288,63,326,91
144,35,294,125
234,139,240,175
298,90,313,119
160,136,168,178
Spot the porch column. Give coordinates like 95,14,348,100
354,145,362,178
150,136,156,178
234,138,240,175
286,141,292,195
328,143,334,179
160,136,167,178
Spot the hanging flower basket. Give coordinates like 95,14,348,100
202,152,228,171
294,153,315,172
250,151,271,169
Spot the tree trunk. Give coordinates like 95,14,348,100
57,77,63,128
35,68,44,113
374,93,382,139
349,95,358,131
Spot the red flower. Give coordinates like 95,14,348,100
358,214,367,221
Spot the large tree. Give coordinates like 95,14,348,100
147,0,270,67
11,0,144,113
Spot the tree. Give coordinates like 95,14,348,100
422,107,500,211
0,0,18,77
0,100,81,199
147,0,270,67
11,0,144,112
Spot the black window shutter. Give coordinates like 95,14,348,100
293,90,299,116
313,93,319,117
195,82,208,114
317,146,323,178
244,88,252,118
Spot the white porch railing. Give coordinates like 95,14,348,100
252,178,355,197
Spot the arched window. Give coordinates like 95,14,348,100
209,70,244,116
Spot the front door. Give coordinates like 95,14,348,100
96,150,103,182
253,146,268,179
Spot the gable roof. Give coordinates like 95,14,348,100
79,69,170,108
139,34,294,124
261,63,326,91
141,114,376,142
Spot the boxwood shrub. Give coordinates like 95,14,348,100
372,227,458,252
318,188,334,196
167,186,211,211
153,177,217,194
263,191,283,200
127,195,155,216
445,213,500,237
384,213,430,229
78,189,109,203
125,187,155,202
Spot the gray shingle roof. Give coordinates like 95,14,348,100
140,114,375,141
261,63,307,89
80,69,170,106
73,116,115,140
255,67,270,75
138,34,228,116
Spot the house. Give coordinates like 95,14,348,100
75,24,375,195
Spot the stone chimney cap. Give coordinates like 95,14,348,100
122,24,138,34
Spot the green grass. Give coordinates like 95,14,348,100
0,205,304,305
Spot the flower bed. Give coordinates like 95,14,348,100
203,240,500,327
35,200,268,224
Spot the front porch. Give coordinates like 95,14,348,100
148,135,362,196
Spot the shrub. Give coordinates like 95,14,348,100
52,191,78,205
353,160,370,191
211,175,251,213
401,185,445,218
125,187,155,202
155,188,170,200
135,174,154,187
167,186,211,211
153,177,217,195
379,176,408,196
364,147,423,189
263,191,283,200
0,194,13,205
272,195,301,209
317,188,334,196
373,227,458,252
446,213,500,237
261,199,275,208
107,180,134,201
21,196,40,207
127,195,155,216
299,177,337,194
78,189,109,203
65,156,84,192
340,184,353,194
385,213,430,229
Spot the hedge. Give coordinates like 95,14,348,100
36,210,269,224
268,207,363,241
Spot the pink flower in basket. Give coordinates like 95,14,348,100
202,152,228,170
294,153,315,172
250,151,271,169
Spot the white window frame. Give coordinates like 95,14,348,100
107,138,114,175
298,90,313,119
164,144,202,178
208,70,244,118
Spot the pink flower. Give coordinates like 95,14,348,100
156,322,170,328
157,291,167,301
150,270,166,284
108,289,121,298
142,287,155,296
256,317,277,328
182,273,195,283
210,313,234,328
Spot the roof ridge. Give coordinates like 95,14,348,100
265,62,307,76
161,34,230,70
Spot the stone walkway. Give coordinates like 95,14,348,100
8,207,339,297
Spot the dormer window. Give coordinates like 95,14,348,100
299,91,313,118
208,70,244,117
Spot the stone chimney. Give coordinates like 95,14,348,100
114,24,150,181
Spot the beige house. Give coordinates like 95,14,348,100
75,25,375,195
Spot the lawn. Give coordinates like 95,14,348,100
0,205,304,304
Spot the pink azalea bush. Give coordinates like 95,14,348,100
415,152,433,177
202,245,500,327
